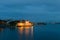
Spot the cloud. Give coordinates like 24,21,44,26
0,0,60,14
0,0,60,21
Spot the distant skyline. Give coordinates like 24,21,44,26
0,0,60,22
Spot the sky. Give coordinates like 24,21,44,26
0,0,60,22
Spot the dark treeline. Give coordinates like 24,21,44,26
0,19,60,27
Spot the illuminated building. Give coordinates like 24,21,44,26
17,20,33,27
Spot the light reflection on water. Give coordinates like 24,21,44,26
18,26,33,40
0,26,33,40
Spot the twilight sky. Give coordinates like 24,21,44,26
0,0,60,22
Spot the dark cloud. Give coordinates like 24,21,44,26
0,0,60,22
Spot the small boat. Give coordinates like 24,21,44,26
17,20,33,27
0,20,33,28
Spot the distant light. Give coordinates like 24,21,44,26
17,23,24,27
17,20,33,27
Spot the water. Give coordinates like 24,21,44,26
0,27,33,40
34,24,60,40
0,28,19,40
0,24,60,40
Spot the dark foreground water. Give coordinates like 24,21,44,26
0,24,60,40
34,24,60,40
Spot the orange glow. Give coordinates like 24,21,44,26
18,27,24,34
17,20,33,27
25,22,32,27
17,22,24,27
18,26,33,40
25,21,29,23
25,27,30,35
18,27,33,35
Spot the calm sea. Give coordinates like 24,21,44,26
0,24,60,40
